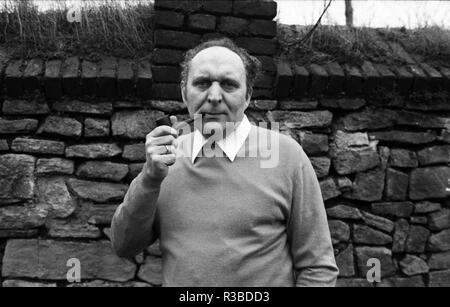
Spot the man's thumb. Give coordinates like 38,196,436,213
170,115,178,127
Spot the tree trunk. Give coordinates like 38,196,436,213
345,0,353,27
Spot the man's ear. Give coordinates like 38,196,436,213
181,82,187,106
245,87,253,106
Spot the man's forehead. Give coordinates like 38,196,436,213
191,68,241,79
190,46,246,77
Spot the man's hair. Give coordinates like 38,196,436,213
180,37,262,99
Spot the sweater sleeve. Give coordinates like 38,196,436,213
287,148,339,287
110,171,160,258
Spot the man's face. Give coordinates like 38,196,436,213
181,46,251,136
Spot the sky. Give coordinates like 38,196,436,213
276,0,450,28
3,0,450,29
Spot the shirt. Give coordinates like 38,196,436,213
191,115,252,163
110,121,339,287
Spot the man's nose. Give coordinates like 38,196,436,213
207,82,222,103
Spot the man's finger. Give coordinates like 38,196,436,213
148,125,178,138
147,144,174,156
173,118,194,133
170,115,178,127
152,153,176,166
147,135,175,146
173,137,179,149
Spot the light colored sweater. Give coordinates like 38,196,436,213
111,124,339,287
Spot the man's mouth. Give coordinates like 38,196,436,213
202,113,225,118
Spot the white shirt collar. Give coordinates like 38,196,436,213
191,115,251,163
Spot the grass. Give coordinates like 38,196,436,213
1,0,449,67
379,26,450,67
277,24,391,66
277,23,450,68
0,0,154,60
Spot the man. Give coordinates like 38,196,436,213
111,38,338,287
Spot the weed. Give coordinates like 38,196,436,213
0,0,154,59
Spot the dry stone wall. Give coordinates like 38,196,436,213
0,0,449,287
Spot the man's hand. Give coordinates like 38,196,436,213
143,115,179,185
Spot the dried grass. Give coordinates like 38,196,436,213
0,0,154,59
278,23,450,67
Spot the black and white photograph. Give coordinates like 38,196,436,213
0,0,449,292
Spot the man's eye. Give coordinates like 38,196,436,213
195,80,210,88
222,81,238,90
